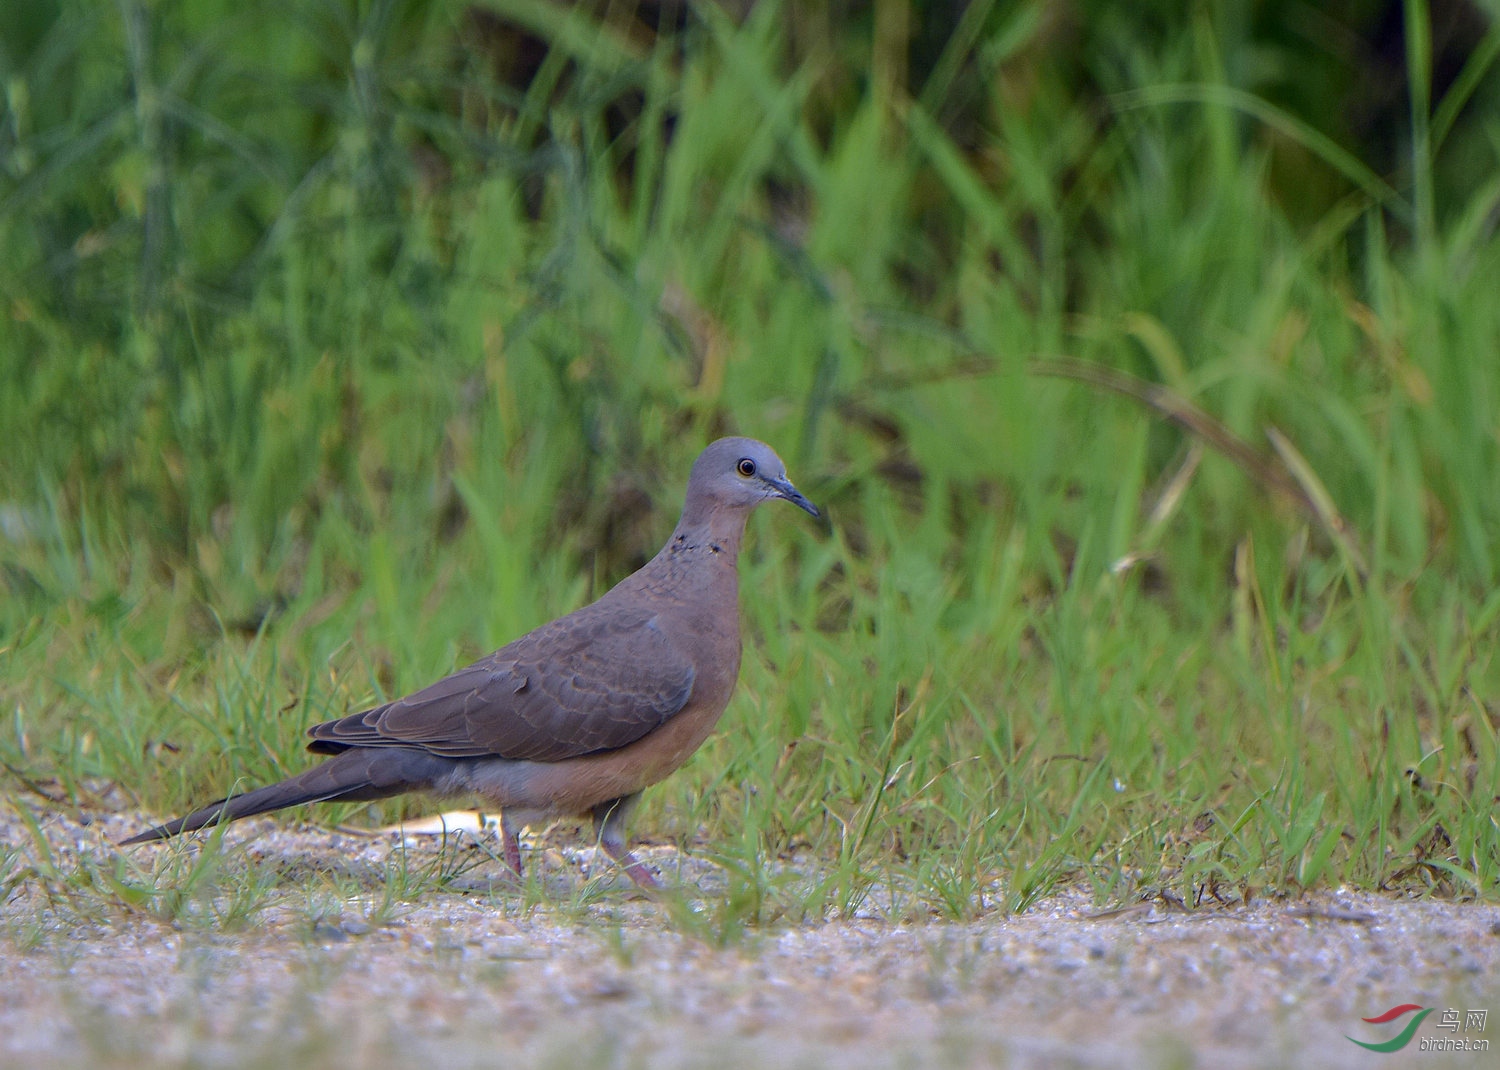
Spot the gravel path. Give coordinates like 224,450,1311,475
2,806,1497,1068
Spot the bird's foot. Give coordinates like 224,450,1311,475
501,824,525,880
619,855,662,892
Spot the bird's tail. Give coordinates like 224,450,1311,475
119,747,452,845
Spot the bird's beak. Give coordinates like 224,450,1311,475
769,476,820,519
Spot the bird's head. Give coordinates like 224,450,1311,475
687,437,820,519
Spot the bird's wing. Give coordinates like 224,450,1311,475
306,607,696,762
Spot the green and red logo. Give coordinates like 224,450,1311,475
1346,1005,1433,1052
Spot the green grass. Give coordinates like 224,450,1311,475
3,0,1500,932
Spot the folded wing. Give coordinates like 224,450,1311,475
307,608,696,762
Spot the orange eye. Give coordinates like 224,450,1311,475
737,458,757,477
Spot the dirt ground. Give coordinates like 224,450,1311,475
2,806,1497,1069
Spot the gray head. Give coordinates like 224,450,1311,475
683,437,819,521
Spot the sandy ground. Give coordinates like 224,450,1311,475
2,805,1497,1069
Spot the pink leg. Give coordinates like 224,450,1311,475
604,844,662,890
592,793,661,890
500,812,525,879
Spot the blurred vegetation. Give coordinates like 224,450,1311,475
3,0,1500,915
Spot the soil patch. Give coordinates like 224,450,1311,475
2,807,1497,1068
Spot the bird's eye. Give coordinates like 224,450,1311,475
737,458,757,478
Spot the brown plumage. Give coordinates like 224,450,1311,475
121,438,819,889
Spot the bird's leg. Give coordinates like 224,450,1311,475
591,792,660,890
499,811,526,879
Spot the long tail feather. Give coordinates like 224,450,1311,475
119,748,453,845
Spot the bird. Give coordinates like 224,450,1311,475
121,437,819,889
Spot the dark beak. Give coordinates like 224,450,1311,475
770,476,820,519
